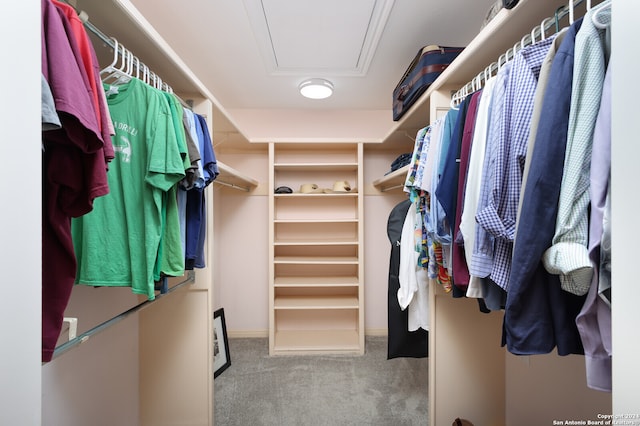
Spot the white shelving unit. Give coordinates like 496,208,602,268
269,142,365,355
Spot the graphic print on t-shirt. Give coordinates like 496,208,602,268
113,135,131,163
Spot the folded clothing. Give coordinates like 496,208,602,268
385,153,412,175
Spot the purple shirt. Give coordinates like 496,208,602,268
451,91,482,288
575,58,612,392
41,0,109,362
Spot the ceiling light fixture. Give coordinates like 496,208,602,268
299,78,334,99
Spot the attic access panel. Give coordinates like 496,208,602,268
243,0,395,76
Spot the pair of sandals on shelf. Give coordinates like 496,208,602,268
275,180,357,194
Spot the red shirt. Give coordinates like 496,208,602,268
41,0,110,362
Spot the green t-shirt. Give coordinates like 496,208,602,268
153,92,191,281
73,78,185,300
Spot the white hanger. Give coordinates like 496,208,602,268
99,38,120,80
486,62,497,81
119,50,134,83
142,64,150,85
102,46,127,84
591,0,611,29
124,50,133,77
569,0,575,25
449,91,460,111
499,53,508,71
530,26,537,45
509,41,519,58
520,33,532,51
132,56,140,80
540,16,554,40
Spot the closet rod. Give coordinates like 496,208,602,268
380,184,405,193
451,0,593,105
62,0,194,110
214,179,251,192
82,20,174,94
50,271,195,361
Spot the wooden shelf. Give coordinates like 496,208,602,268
274,192,358,198
274,256,359,264
274,296,359,309
372,165,410,192
216,161,258,191
274,276,359,287
274,238,358,246
274,218,358,224
274,163,358,171
273,330,360,354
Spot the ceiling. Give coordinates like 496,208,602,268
75,0,499,143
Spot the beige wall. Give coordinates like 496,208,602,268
214,149,269,336
505,353,611,425
41,287,141,426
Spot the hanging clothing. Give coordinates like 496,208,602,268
185,113,218,269
41,0,111,363
178,109,202,258
437,92,479,292
504,18,586,356
72,77,185,300
398,204,420,312
52,0,114,161
387,199,428,359
575,56,612,392
416,118,452,291
543,7,611,296
41,74,61,131
153,92,191,281
475,35,555,292
469,62,510,286
398,200,429,331
516,27,570,236
450,91,482,290
431,103,470,297
460,75,497,299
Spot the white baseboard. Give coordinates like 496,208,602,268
227,329,389,339
227,330,268,339
365,328,388,337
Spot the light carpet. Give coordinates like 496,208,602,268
214,336,428,426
